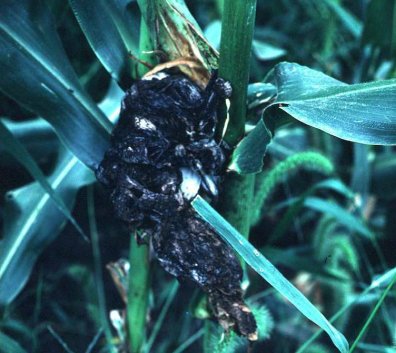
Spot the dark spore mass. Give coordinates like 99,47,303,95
96,71,257,340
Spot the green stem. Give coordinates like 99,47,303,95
217,0,257,234
296,273,396,353
349,273,396,353
219,0,256,146
127,236,150,353
215,0,224,17
217,174,255,238
126,18,153,353
216,0,257,314
143,281,179,353
87,187,117,353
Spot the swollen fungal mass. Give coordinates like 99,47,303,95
96,71,257,340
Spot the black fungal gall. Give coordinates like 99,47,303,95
96,71,257,340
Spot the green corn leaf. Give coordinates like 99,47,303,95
247,82,277,110
69,0,139,86
0,150,93,305
229,120,272,174
0,84,123,306
0,119,86,239
265,62,396,145
192,195,349,353
0,0,111,169
0,332,27,353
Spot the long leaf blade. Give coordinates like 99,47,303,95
0,85,123,305
0,151,94,305
192,195,349,353
266,62,396,145
69,0,139,85
0,0,111,168
304,197,374,239
0,120,86,239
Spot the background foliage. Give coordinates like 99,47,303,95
0,0,396,353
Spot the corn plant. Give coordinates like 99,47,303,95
0,1,396,353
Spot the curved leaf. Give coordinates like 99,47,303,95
247,82,277,110
0,150,94,305
304,197,373,239
0,119,86,239
69,0,139,85
266,62,396,145
192,195,349,353
0,84,124,306
252,40,286,61
0,0,111,169
229,120,272,174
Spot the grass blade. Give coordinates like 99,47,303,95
349,272,396,352
304,197,373,239
87,187,117,353
192,195,349,353
171,328,204,353
143,281,179,353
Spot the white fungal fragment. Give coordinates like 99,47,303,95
202,174,218,197
134,117,156,131
180,168,201,200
